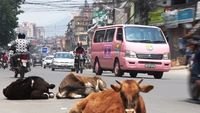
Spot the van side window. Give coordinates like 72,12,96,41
117,28,123,41
94,30,105,43
104,29,115,42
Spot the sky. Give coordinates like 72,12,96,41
17,0,94,37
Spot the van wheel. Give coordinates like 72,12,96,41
114,60,124,77
130,72,137,78
153,72,163,79
94,60,102,75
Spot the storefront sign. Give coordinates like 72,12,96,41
178,8,194,23
196,1,200,20
148,7,164,25
163,10,178,28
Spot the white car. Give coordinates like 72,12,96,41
42,55,54,68
51,52,74,71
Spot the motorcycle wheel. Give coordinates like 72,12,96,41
189,75,200,100
80,62,83,73
14,70,18,78
20,67,26,78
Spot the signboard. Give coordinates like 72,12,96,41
163,10,178,28
196,1,200,20
41,47,48,54
178,8,194,23
148,7,165,25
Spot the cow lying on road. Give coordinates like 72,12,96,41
56,72,107,99
3,76,55,99
69,79,153,113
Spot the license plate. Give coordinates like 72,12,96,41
145,64,155,68
22,62,27,67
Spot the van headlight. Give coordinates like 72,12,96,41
163,53,170,60
125,51,137,58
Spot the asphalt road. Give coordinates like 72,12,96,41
0,66,199,113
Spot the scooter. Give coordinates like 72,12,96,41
188,49,200,100
12,53,31,78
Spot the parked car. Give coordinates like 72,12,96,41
51,52,74,71
42,55,54,68
32,54,43,67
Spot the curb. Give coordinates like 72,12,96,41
171,66,187,70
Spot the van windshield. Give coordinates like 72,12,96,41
124,27,166,43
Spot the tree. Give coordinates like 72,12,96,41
0,0,24,48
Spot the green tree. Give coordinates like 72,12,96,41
0,0,24,48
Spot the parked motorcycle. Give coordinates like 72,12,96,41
74,53,85,73
12,53,31,78
188,48,200,100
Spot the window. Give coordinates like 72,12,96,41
94,30,105,43
117,28,123,41
104,29,115,42
124,27,166,43
55,53,74,59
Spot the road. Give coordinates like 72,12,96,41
0,67,199,113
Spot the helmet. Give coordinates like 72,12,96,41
18,33,26,39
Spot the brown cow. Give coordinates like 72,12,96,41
69,79,153,113
56,72,107,99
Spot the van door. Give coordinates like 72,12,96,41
91,30,105,68
102,28,115,69
113,27,123,68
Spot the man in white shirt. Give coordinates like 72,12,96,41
9,33,30,70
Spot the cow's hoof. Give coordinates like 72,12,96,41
49,93,54,98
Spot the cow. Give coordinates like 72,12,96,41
56,72,107,99
3,76,55,100
69,79,153,113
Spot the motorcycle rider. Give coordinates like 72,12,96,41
1,52,8,67
188,40,200,100
9,33,30,70
74,42,86,67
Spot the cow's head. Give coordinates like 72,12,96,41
111,79,153,113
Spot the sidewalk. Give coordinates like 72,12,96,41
171,65,187,70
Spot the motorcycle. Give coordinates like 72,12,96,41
188,49,200,100
74,53,85,73
12,53,31,78
0,59,8,69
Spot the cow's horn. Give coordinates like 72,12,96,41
115,80,122,85
137,78,144,84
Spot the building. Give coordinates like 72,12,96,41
65,0,93,50
17,22,45,39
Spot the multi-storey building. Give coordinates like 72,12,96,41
17,22,45,39
65,0,92,50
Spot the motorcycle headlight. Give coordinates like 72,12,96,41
163,53,170,60
125,51,137,58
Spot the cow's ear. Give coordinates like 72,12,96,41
111,84,121,92
139,84,154,93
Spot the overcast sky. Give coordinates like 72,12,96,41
17,0,94,37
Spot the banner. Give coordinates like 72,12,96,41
196,1,200,20
178,8,194,23
148,7,164,25
163,10,178,28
